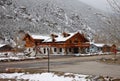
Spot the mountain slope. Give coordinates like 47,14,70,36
0,0,119,44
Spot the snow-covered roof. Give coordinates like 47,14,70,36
95,44,104,47
29,31,88,42
0,44,6,48
93,43,105,47
90,41,114,47
106,44,113,47
44,33,75,42
29,32,76,42
31,34,50,40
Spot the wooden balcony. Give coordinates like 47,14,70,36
38,42,90,48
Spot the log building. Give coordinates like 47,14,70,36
23,32,90,56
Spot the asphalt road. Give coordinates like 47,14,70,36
0,54,120,78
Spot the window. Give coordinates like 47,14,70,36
69,40,72,43
74,38,78,43
59,48,62,52
69,48,71,52
44,48,46,54
54,48,57,52
74,40,78,43
92,46,94,48
29,48,31,51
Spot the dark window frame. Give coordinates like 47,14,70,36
54,48,57,52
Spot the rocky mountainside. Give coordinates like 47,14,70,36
0,0,119,45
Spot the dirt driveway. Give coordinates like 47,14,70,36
51,61,120,78
49,54,120,78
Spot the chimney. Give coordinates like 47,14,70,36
51,34,58,42
51,34,58,38
62,32,70,37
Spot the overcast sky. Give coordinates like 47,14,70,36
78,0,112,12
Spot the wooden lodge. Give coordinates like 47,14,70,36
102,44,111,53
0,44,14,52
102,44,117,53
23,32,90,56
89,43,104,53
89,43,117,53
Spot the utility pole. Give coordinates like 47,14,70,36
47,48,50,72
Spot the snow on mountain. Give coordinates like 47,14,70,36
0,0,119,44
78,0,112,12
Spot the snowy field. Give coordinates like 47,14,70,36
0,52,38,62
0,56,37,62
0,72,89,81
0,72,115,81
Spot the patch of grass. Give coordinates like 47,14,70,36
64,73,75,78
0,67,48,74
23,68,48,74
53,71,65,76
99,57,120,64
112,79,120,81
85,75,120,81
0,79,29,81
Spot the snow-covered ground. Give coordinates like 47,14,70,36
74,52,111,56
0,56,36,61
0,72,117,81
0,72,88,81
0,52,38,61
0,52,112,62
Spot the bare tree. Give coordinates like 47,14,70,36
13,30,26,55
106,0,120,45
93,0,120,45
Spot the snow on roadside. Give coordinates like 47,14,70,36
0,52,113,62
0,56,37,61
0,72,89,81
0,73,24,78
